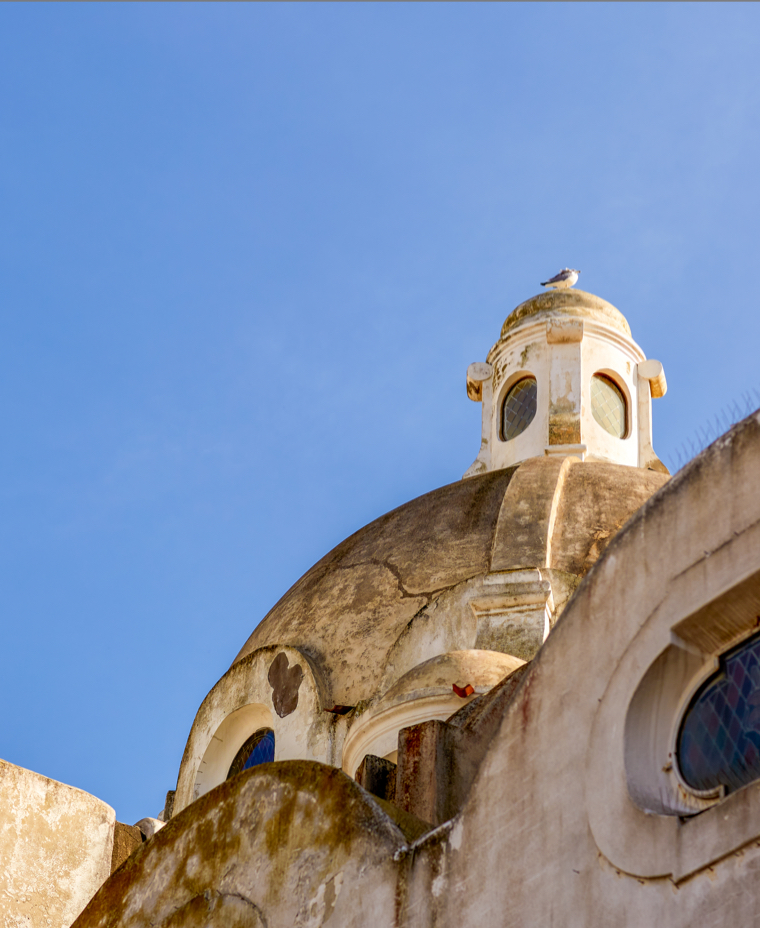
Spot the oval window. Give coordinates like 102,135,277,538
677,634,760,795
501,376,537,441
227,728,275,780
591,374,626,439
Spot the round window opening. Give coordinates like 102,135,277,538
591,374,626,439
677,634,760,796
501,376,537,441
227,728,275,780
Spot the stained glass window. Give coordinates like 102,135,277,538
591,374,626,439
677,635,760,795
227,728,275,780
501,377,537,441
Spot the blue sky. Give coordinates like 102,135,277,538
2,4,759,824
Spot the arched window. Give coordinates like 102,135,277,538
501,376,537,441
227,728,275,780
591,373,627,439
677,634,760,795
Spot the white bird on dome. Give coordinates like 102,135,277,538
541,268,580,290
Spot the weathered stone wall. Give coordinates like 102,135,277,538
71,413,760,928
73,762,407,928
414,410,760,928
0,759,115,927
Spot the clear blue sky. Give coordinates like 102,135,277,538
2,4,759,824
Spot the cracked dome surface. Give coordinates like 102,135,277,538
233,470,515,706
232,462,667,707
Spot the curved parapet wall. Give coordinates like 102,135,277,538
73,762,408,928
425,410,760,926
0,760,115,927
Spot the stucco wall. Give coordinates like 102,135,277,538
73,763,406,928
415,410,760,927
0,759,114,928
72,412,760,928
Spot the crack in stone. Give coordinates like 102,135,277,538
332,558,444,604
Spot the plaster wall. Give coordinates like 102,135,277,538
174,645,340,814
0,759,114,928
411,411,760,928
73,764,405,928
70,414,760,928
483,317,647,471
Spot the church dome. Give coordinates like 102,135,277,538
379,650,524,706
175,286,670,811
232,459,667,708
499,288,632,340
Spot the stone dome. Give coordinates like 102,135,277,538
233,458,668,707
178,287,671,811
379,650,525,708
499,288,632,341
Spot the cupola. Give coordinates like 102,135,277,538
464,289,668,476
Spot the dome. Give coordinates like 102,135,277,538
233,459,668,707
499,289,632,341
177,287,670,812
341,650,524,777
380,650,524,707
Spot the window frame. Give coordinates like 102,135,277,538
672,629,760,803
590,370,629,441
500,374,538,442
227,727,275,780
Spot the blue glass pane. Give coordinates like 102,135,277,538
242,730,275,771
227,728,275,780
678,635,760,794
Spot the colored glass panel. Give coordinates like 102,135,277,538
591,374,626,439
502,377,537,441
678,635,760,794
227,728,275,780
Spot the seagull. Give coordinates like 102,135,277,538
541,268,580,290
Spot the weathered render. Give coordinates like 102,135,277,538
0,760,115,927
72,408,760,927
172,456,666,811
73,410,760,928
12,285,760,928
411,410,760,928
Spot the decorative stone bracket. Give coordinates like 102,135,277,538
469,569,554,661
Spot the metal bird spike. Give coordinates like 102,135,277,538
666,387,760,473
